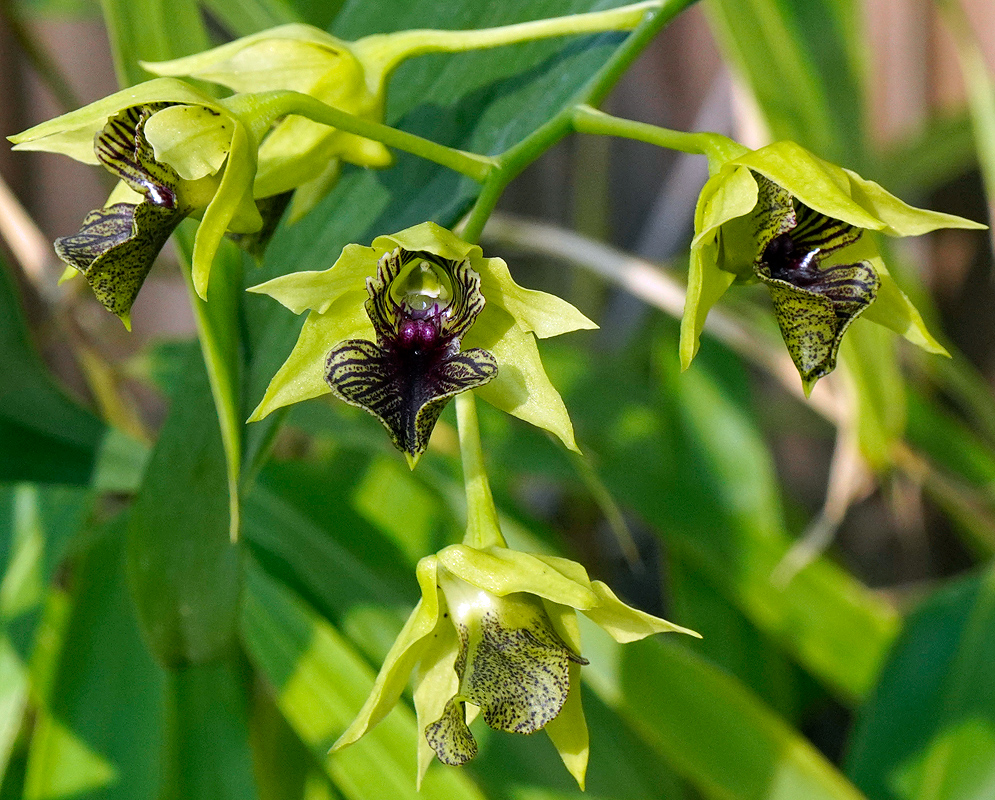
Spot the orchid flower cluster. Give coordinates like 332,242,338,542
8,1,984,789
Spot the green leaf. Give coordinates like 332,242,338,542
199,0,301,38
160,660,259,800
23,519,168,800
126,344,241,667
0,260,104,485
583,621,868,800
846,567,995,800
99,0,210,86
240,559,486,800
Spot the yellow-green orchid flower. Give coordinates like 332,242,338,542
681,140,987,392
8,78,262,319
143,25,392,219
248,221,597,460
332,542,698,788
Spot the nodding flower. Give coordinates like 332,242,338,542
681,140,985,392
331,542,699,788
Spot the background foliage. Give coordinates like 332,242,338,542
2,0,995,798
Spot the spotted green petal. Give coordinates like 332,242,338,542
248,244,381,314
455,594,580,735
247,295,371,421
332,556,442,751
191,120,262,298
6,78,222,164
732,141,986,235
424,698,477,767
54,201,184,327
144,104,234,181
583,580,701,643
467,308,579,451
436,545,597,609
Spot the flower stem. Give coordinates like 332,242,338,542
354,0,665,84
460,0,697,243
571,104,747,173
456,391,506,549
223,91,498,183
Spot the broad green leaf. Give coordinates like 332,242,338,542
240,559,486,800
23,519,167,800
582,620,867,800
175,226,244,542
126,344,240,667
846,567,995,800
0,260,103,485
248,687,313,800
160,660,258,800
99,0,210,86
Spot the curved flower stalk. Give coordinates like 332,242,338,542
248,221,596,462
681,140,986,393
144,1,665,219
331,542,699,788
9,78,262,321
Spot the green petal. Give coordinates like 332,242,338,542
332,556,442,751
690,165,758,252
542,660,588,790
583,580,700,643
375,222,477,263
7,77,220,163
436,545,597,610
679,240,735,370
733,141,986,235
247,243,380,314
247,297,372,421
476,256,597,338
413,609,461,786
191,121,261,299
467,308,579,451
680,165,757,369
850,241,948,355
144,105,233,181
144,27,348,93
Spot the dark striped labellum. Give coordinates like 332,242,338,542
325,248,497,463
751,173,880,390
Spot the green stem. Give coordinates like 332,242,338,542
572,104,747,173
353,0,664,85
223,91,498,182
456,392,506,549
